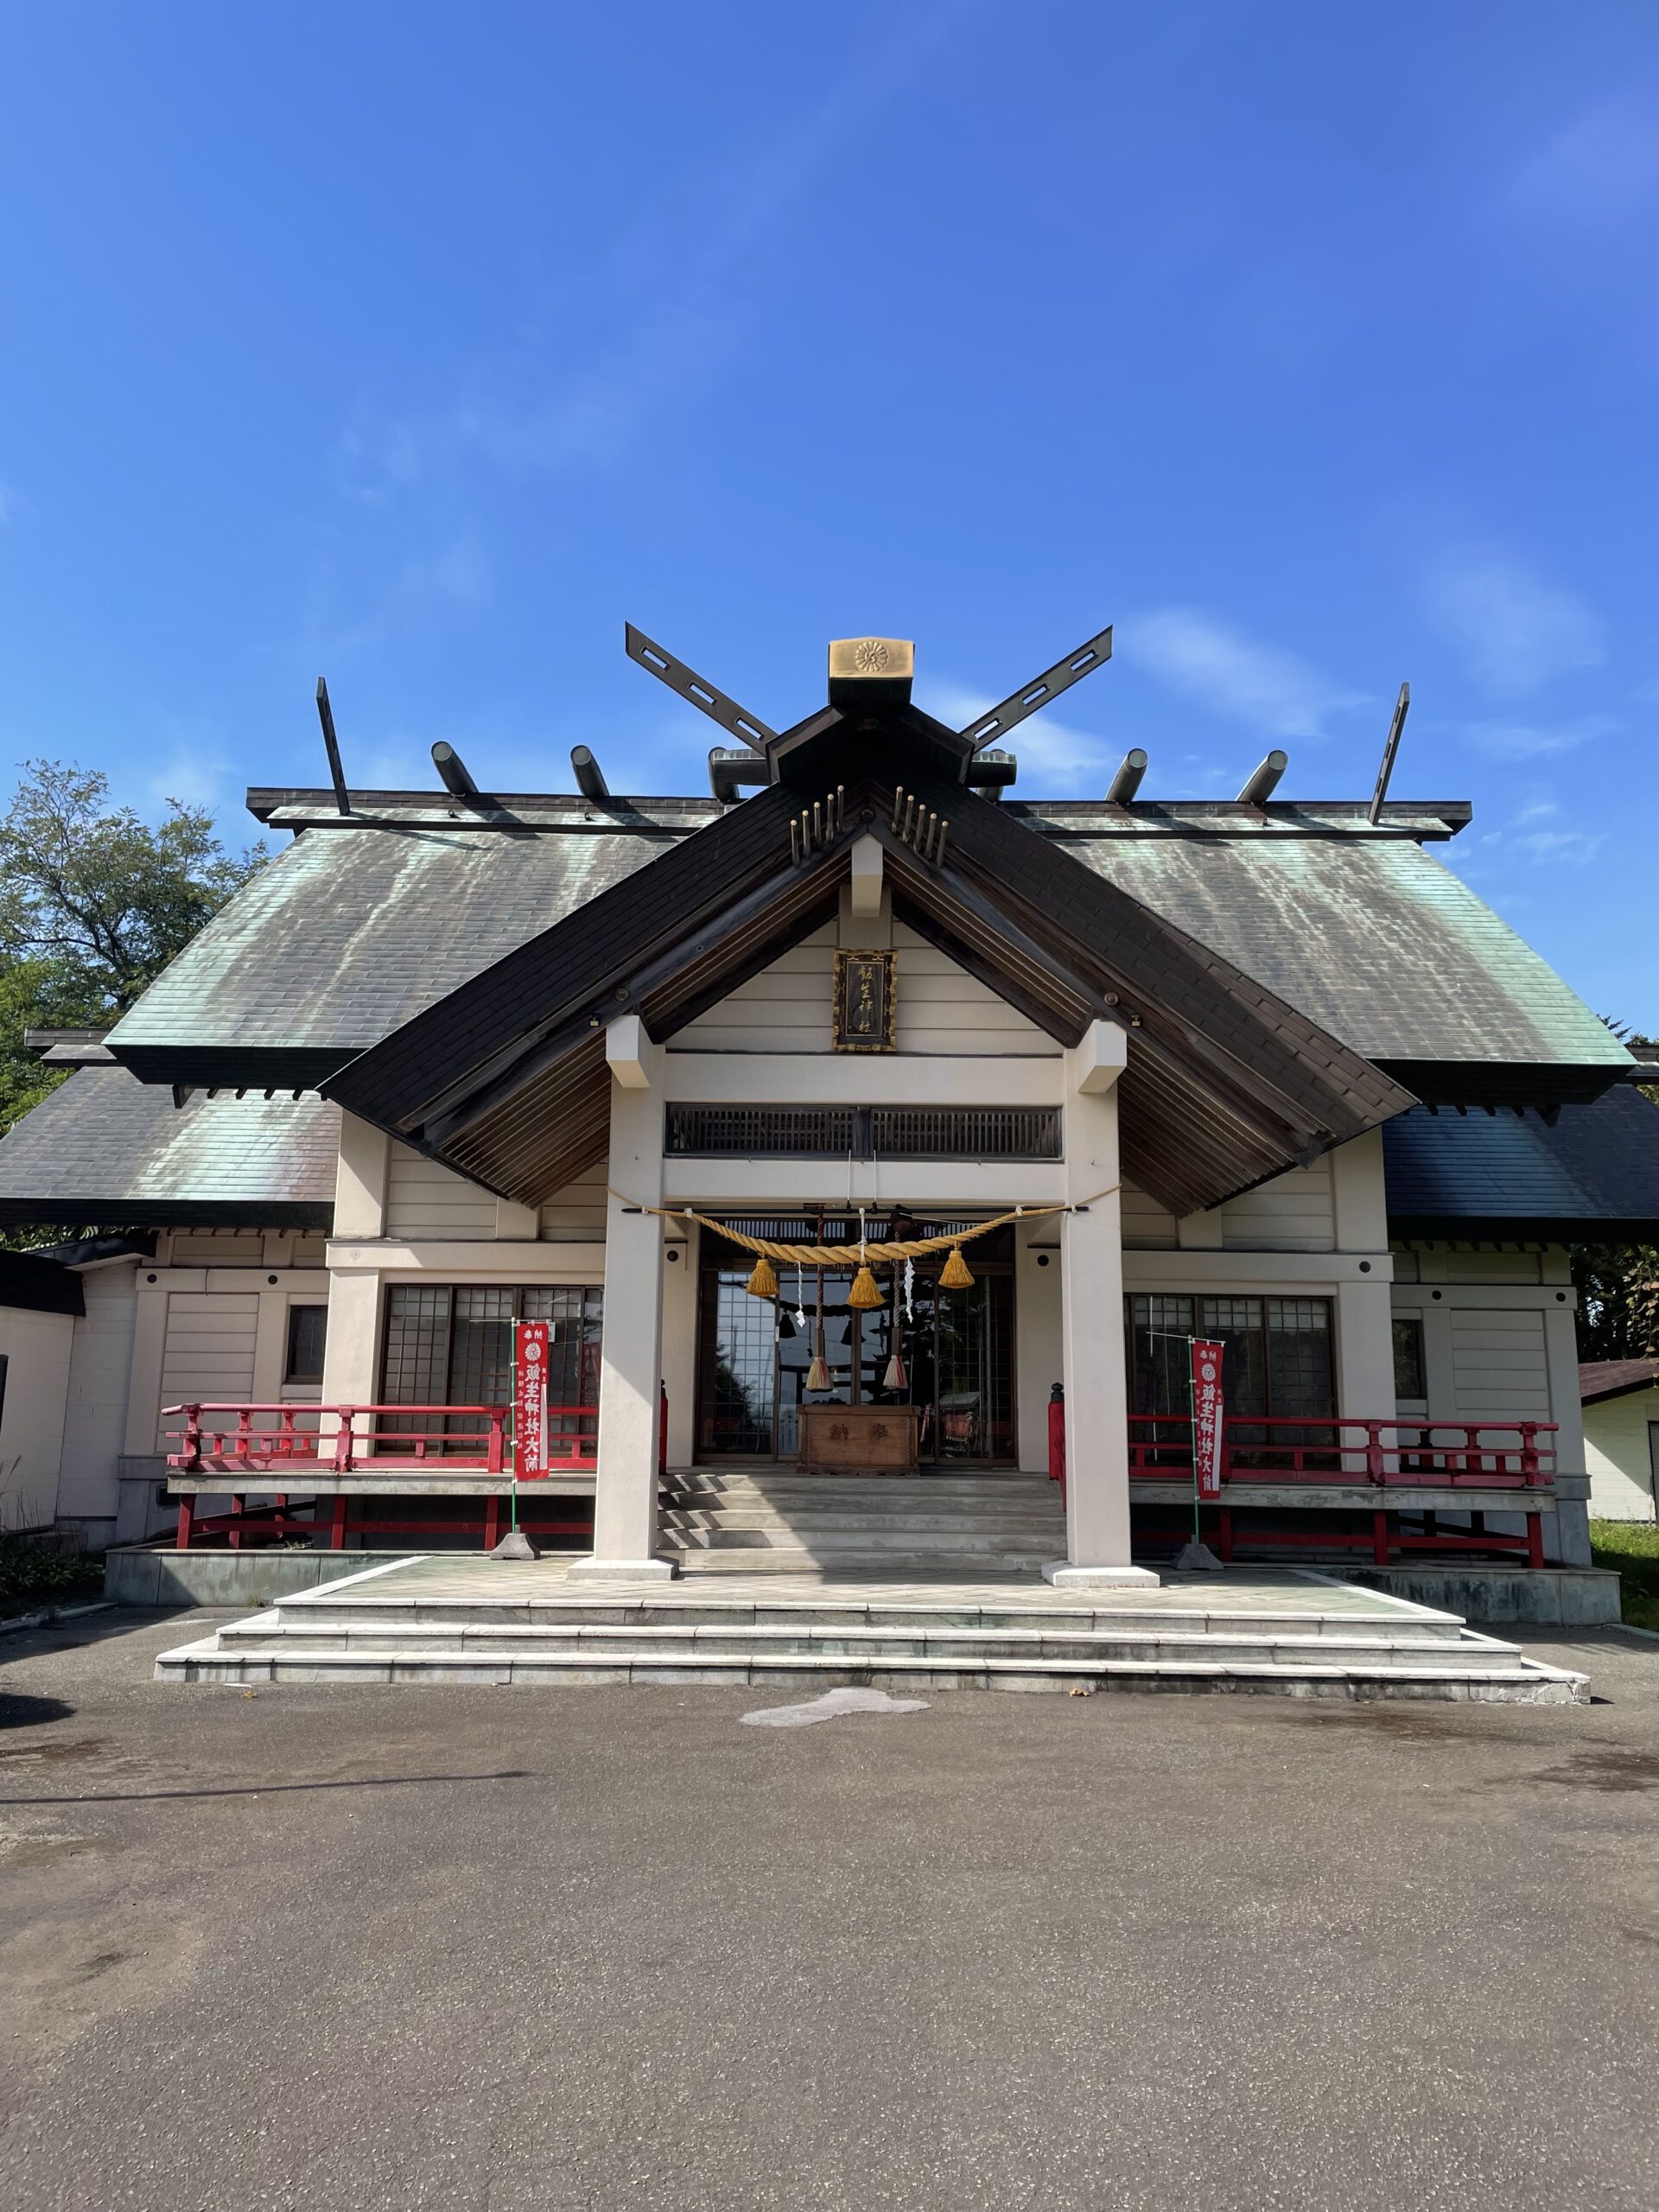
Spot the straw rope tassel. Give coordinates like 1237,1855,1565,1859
805,1252,830,1391
847,1208,884,1311
939,1245,974,1290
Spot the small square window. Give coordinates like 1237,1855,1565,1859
1392,1315,1426,1402
284,1305,327,1385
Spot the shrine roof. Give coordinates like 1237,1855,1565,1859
105,782,1626,1094
0,1064,338,1228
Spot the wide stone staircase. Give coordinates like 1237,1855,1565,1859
657,1469,1068,1577
155,1553,1588,1702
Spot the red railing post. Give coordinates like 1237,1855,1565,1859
176,1494,194,1550
1530,1424,1557,1495
181,1402,202,1472
1364,1419,1386,1486
483,1494,502,1548
1371,1510,1390,1567
486,1408,505,1476
333,1409,354,1474
1526,1511,1546,1570
228,1494,244,1551
660,1381,669,1476
1047,1384,1066,1504
329,1494,348,1550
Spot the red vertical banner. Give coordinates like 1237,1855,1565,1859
515,1320,550,1479
1191,1339,1224,1501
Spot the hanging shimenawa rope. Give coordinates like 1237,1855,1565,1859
605,1191,1121,1297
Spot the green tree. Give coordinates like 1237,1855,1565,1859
0,760,267,1138
1571,1028,1659,1363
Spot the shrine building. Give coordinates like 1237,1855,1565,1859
3,624,1657,1684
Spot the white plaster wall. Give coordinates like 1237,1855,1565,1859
1217,1158,1334,1252
1123,1133,1373,1255
540,1160,608,1243
0,1306,74,1527
1121,1180,1178,1249
671,917,1061,1056
169,1229,265,1263
1585,1387,1659,1520
156,1290,259,1446
56,1261,139,1526
385,1142,499,1239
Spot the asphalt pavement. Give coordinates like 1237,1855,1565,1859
2,1607,1656,2212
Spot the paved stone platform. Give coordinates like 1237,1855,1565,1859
154,1556,1590,1700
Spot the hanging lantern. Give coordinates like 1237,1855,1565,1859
745,1253,779,1299
882,1349,907,1392
939,1245,975,1290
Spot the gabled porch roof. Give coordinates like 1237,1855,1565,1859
321,745,1413,1218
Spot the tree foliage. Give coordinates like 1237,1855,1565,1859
0,760,267,1139
1573,1243,1659,1363
1572,1027,1659,1363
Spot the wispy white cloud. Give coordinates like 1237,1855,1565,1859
1458,714,1619,761
347,5,974,495
334,416,423,505
1506,93,1659,230
1423,550,1605,694
918,682,1112,790
1122,608,1363,739
404,532,493,610
1510,825,1605,864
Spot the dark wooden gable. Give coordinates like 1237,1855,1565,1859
323,734,1414,1216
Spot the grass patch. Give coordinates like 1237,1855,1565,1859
1589,1518,1659,1631
0,1535,105,1609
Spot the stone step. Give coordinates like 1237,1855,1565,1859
668,1549,1060,1577
248,1592,1469,1641
660,1522,1061,1550
154,1635,1586,1701
207,1616,1530,1671
664,1503,1065,1522
664,1479,1054,1503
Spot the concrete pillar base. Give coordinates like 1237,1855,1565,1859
565,1555,678,1584
1042,1561,1161,1591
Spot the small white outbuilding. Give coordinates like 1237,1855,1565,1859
1581,1360,1659,1522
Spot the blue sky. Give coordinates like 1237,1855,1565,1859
1,3,1655,1028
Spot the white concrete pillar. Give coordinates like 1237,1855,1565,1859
318,1271,382,1404
1045,1022,1158,1590
1542,1297,1592,1567
571,1018,674,1580
1335,1276,1397,1472
662,1218,700,1468
1014,1217,1063,1473
124,1276,170,1455
334,1115,391,1239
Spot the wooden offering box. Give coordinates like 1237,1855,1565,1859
798,1403,921,1474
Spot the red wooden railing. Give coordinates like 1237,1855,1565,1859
1125,1413,1556,1489
163,1402,598,1477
